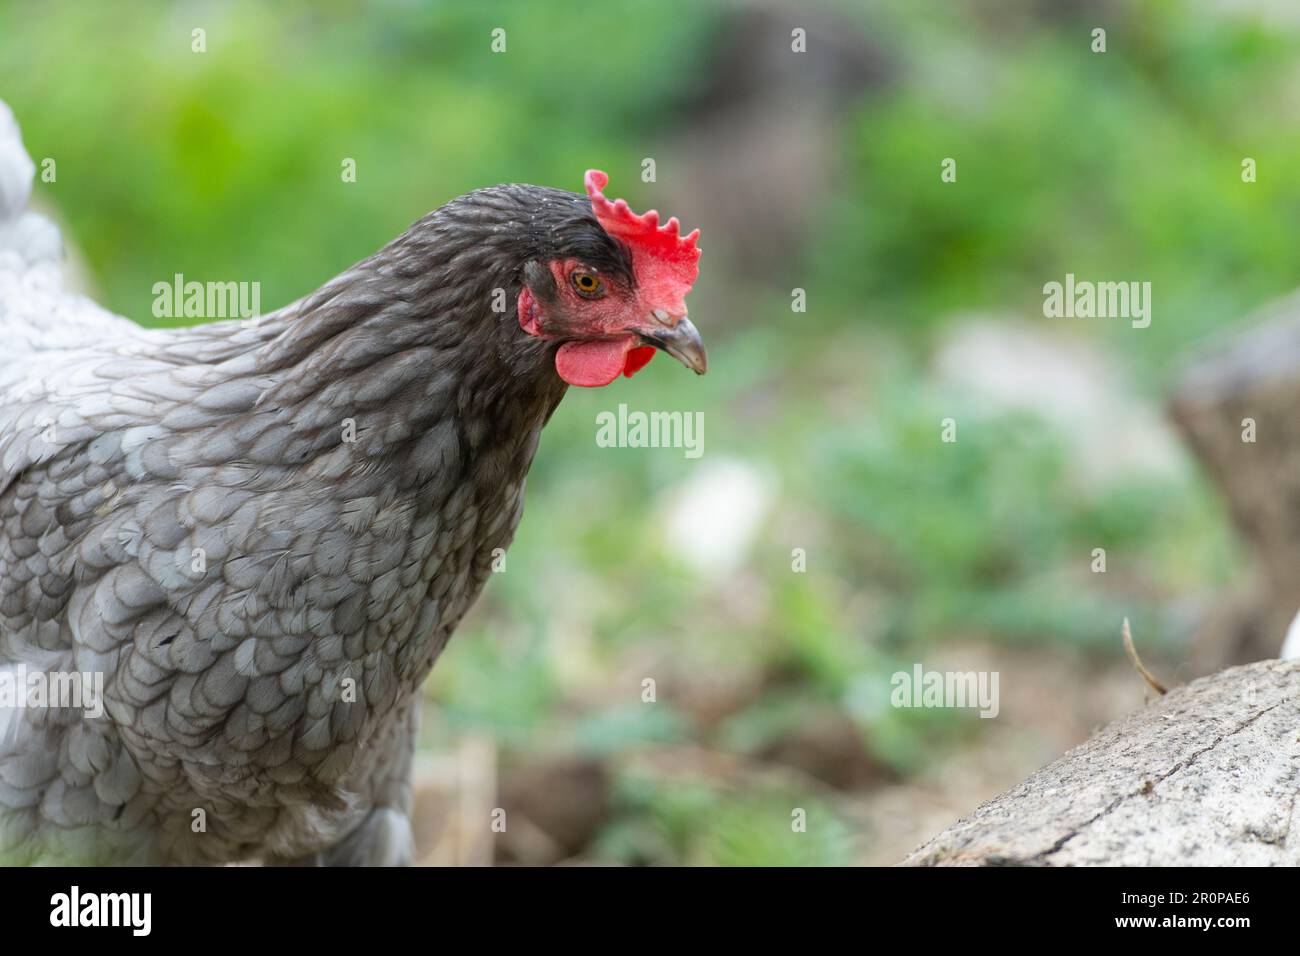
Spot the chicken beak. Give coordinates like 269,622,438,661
637,316,707,375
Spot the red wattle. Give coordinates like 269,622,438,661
622,345,656,377
555,336,655,387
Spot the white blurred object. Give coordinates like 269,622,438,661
0,97,140,366
660,458,773,579
0,100,61,267
1280,607,1300,660
934,318,1186,485
0,100,34,218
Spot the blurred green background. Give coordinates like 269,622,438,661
3,0,1295,864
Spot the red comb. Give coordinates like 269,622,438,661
585,169,700,314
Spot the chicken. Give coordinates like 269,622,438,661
0,100,704,865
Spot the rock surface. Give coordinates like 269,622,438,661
904,659,1300,865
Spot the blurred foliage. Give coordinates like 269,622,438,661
0,0,1287,864
597,774,859,866
820,0,1300,369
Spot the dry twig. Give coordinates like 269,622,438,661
1122,617,1167,696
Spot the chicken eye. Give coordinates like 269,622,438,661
570,271,604,298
